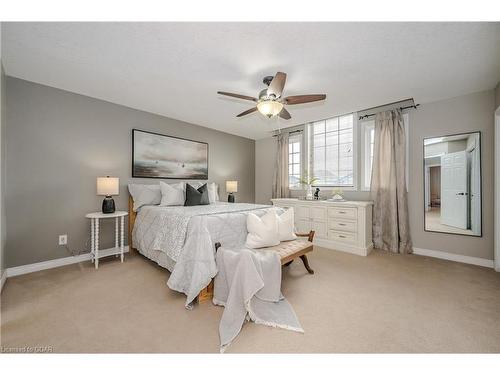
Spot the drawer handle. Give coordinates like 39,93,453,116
338,235,346,238
338,223,346,226
338,211,347,214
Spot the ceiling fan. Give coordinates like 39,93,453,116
217,72,326,120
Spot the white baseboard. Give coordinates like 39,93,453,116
0,269,6,292
5,247,130,278
413,247,494,269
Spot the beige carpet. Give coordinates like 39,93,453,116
1,247,500,353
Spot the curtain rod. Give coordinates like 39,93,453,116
271,98,419,136
272,129,303,137
358,104,420,120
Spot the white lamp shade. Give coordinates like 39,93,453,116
226,180,238,193
97,177,119,196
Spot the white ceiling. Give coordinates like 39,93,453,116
3,22,500,139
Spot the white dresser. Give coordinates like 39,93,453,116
271,198,374,256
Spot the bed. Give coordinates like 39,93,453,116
128,196,277,307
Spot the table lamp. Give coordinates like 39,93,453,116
226,180,238,203
97,176,119,213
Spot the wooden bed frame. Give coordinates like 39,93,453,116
128,195,314,305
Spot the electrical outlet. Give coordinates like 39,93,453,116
59,234,67,246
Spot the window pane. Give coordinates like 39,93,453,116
339,142,353,157
314,134,325,147
310,114,354,186
325,131,338,146
287,135,302,188
339,114,353,130
313,121,325,134
325,117,338,132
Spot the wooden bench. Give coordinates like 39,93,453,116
197,230,315,303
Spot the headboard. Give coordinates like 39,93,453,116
128,195,137,253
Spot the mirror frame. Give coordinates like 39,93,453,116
422,131,482,237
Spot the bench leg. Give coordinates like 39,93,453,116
284,260,294,267
300,255,314,274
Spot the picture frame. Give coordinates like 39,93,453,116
132,129,209,179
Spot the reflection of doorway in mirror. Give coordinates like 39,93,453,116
424,132,480,236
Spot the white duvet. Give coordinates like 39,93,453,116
132,202,278,306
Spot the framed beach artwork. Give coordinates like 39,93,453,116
132,129,208,179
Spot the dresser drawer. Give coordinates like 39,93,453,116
328,230,357,244
310,206,327,221
329,219,357,233
328,207,357,219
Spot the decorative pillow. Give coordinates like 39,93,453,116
159,181,185,206
245,211,280,249
184,183,210,206
207,182,219,203
276,208,297,241
128,184,161,211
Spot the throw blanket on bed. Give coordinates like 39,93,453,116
133,203,277,306
213,246,303,353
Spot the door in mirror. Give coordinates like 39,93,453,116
423,132,481,236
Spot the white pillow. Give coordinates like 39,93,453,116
159,181,185,206
245,211,280,249
276,208,297,241
128,184,161,212
207,182,219,203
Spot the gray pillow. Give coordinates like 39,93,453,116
128,184,161,211
184,183,209,206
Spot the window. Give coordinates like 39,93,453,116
309,114,355,187
360,120,375,191
288,133,302,188
360,113,409,191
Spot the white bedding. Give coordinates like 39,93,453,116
132,202,278,306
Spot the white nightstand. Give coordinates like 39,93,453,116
85,211,128,269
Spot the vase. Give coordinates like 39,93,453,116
306,185,313,200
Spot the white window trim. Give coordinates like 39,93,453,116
360,119,375,191
288,127,306,191
288,132,303,189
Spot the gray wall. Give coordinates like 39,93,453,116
496,81,500,110
0,64,5,277
255,89,495,260
255,137,276,204
409,89,494,260
5,77,255,268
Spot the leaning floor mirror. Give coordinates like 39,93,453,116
423,131,482,236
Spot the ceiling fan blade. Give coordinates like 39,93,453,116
236,107,258,117
217,91,258,102
278,107,292,120
284,94,326,105
267,72,287,98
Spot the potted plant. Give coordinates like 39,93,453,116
299,175,318,200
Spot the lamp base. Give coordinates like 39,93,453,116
228,193,235,203
102,196,116,214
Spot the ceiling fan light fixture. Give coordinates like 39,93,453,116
257,100,283,118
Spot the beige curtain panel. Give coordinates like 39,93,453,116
272,132,290,199
370,109,412,254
